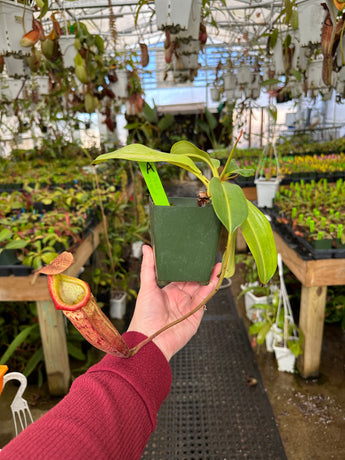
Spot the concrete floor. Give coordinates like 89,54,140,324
231,271,345,460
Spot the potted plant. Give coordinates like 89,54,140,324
0,0,34,57
155,0,201,38
37,133,278,358
255,141,281,208
248,292,281,352
296,0,324,46
237,253,279,323
249,254,303,364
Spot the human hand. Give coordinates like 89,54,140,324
127,245,222,361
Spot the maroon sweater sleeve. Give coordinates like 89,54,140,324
0,332,172,459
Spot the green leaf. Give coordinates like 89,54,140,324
269,28,279,49
67,342,86,361
94,35,104,53
0,228,12,242
143,102,158,124
249,321,266,335
93,144,202,176
158,113,174,132
261,78,281,87
205,106,218,131
23,347,44,378
41,252,58,264
222,229,237,277
257,322,272,344
287,339,302,357
240,201,277,284
223,159,254,177
170,141,214,169
0,324,39,365
290,9,299,30
290,69,302,82
209,178,248,233
74,52,84,67
5,239,28,250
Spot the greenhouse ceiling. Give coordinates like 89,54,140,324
47,0,285,82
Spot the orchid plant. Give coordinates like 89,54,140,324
40,134,278,358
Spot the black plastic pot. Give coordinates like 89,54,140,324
149,197,222,284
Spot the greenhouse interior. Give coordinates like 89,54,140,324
0,0,345,458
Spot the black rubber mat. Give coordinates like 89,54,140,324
142,286,287,460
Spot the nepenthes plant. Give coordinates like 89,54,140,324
39,134,278,358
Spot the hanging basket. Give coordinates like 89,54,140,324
0,77,26,99
255,143,281,208
306,59,324,89
210,86,220,102
109,291,127,319
255,178,280,208
59,35,76,69
4,55,29,78
155,0,201,39
225,88,242,102
272,254,301,373
223,72,237,91
0,0,34,56
32,75,49,96
240,282,272,323
273,341,296,372
296,0,324,46
237,64,252,86
109,70,128,100
272,38,285,76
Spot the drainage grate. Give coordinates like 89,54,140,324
142,287,287,460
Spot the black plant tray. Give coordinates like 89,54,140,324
0,262,33,277
265,208,345,261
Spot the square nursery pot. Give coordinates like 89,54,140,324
255,178,281,208
273,343,296,373
149,197,222,284
240,282,271,323
109,291,127,319
59,35,77,69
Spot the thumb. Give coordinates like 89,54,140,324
140,245,157,288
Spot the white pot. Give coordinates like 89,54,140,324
297,0,325,46
241,283,272,323
32,75,49,95
237,64,252,85
174,52,199,70
59,35,76,69
109,291,127,319
306,59,324,89
225,88,242,102
210,87,220,102
5,55,29,77
131,241,144,259
176,38,200,55
0,0,34,56
0,77,26,99
254,178,281,208
156,0,201,39
173,69,193,83
272,38,285,76
223,73,237,91
109,70,128,99
265,329,275,353
273,344,296,373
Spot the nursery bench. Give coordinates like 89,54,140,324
0,221,105,396
273,231,345,378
